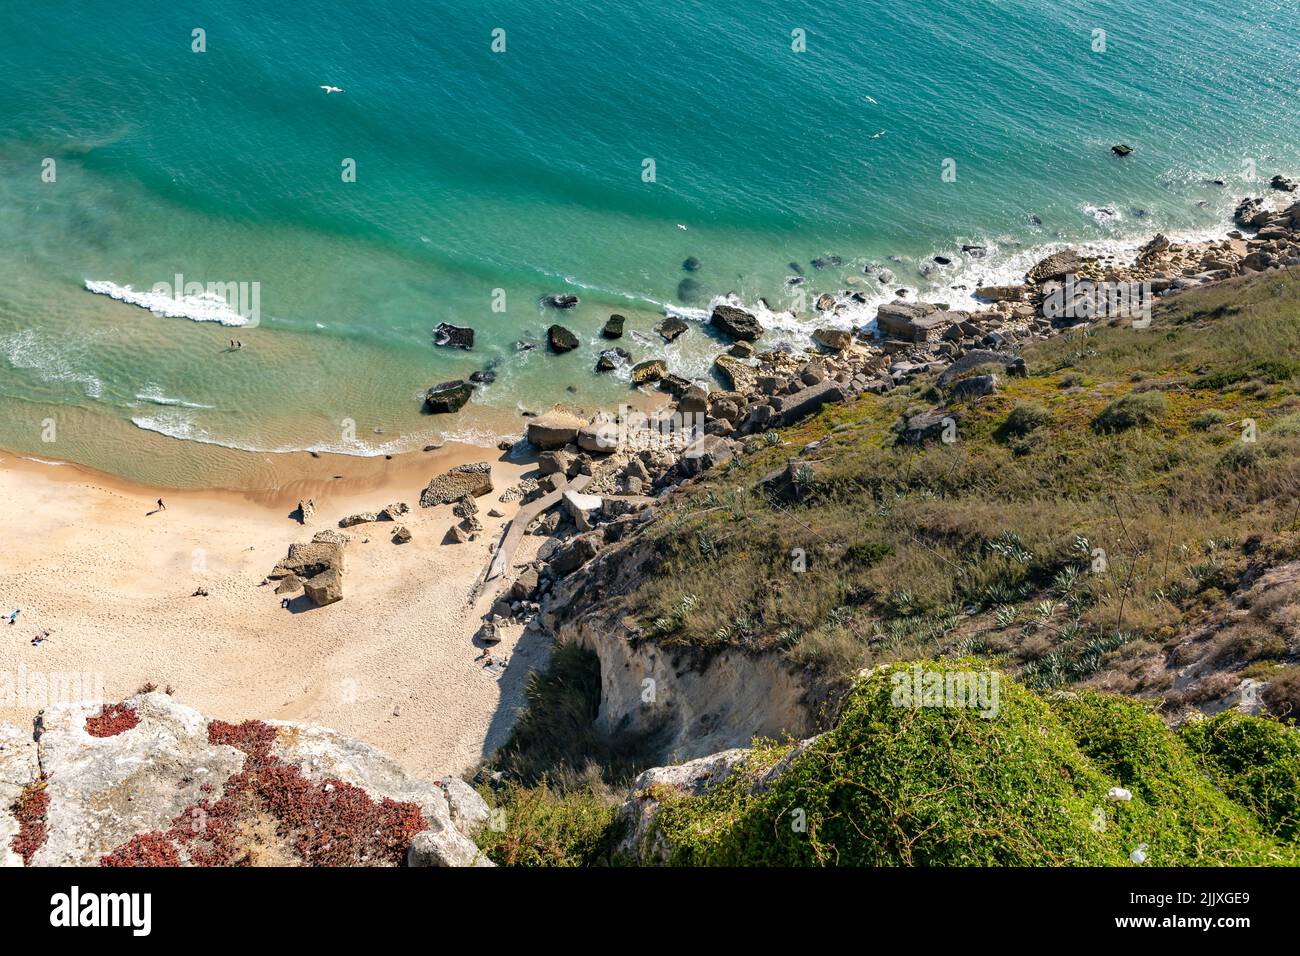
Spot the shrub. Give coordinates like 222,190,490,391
1179,712,1300,842
997,403,1053,440
642,664,1296,866
1093,392,1167,432
1262,666,1300,720
477,777,622,867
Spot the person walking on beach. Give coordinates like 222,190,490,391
157,498,166,511
3,609,18,625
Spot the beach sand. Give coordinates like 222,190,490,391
0,444,545,780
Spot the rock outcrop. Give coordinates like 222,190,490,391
420,462,494,507
1,693,490,867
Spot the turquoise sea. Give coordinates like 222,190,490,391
2,0,1298,486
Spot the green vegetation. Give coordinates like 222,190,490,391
476,776,622,867
487,642,660,786
619,271,1300,699
1179,711,1300,842
636,663,1298,866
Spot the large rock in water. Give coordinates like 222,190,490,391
547,325,580,353
424,380,474,414
420,462,494,507
630,359,667,385
526,411,586,449
601,314,625,338
709,305,763,341
0,692,490,866
433,322,474,350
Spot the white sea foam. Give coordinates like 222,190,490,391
129,411,505,457
85,279,252,326
1,329,104,398
134,385,214,409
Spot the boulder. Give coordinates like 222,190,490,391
419,462,494,507
812,328,853,351
875,302,950,342
563,490,604,532
596,347,630,372
682,256,701,272
547,325,580,353
295,498,315,524
380,502,409,521
775,381,849,426
1111,144,1133,157
1270,175,1298,193
424,380,474,414
949,373,998,402
974,284,1025,303
577,417,621,454
433,322,474,350
269,540,344,580
631,359,668,385
392,525,412,544
713,354,756,393
602,314,626,338
544,294,579,309
1234,197,1269,228
303,567,343,606
898,410,953,445
1027,249,1081,283
709,304,764,341
526,411,585,450
274,574,303,595
657,317,689,341
339,511,379,528
536,449,576,477
510,568,540,602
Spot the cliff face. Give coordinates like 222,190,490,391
0,692,490,867
542,531,819,765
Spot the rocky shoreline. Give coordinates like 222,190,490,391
461,183,1300,631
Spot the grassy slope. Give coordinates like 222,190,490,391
629,271,1300,703
479,272,1300,866
639,663,1300,866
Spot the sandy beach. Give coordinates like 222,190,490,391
0,444,546,780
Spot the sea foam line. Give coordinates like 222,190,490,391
85,279,252,327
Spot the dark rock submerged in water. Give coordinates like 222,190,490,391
596,347,630,372
469,369,496,385
547,324,580,353
543,293,579,309
433,322,474,350
1272,175,1298,192
1112,144,1133,156
424,379,474,413
709,304,763,341
676,277,704,303
657,316,689,341
682,256,701,272
601,314,625,338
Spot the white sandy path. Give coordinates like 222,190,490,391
0,451,547,780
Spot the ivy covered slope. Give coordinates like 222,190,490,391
636,662,1300,866
629,270,1300,715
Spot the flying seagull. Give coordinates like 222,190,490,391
320,85,345,94
864,95,878,105
869,130,887,139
